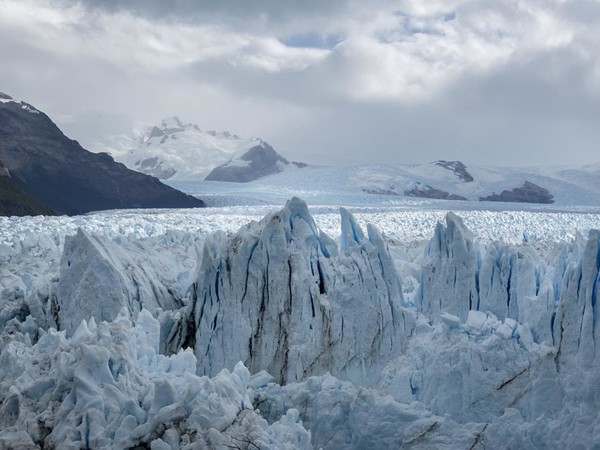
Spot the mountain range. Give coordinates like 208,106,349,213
92,117,307,183
0,93,204,216
164,158,600,209
3,91,600,216
91,116,600,207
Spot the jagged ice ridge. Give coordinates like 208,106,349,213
0,198,599,448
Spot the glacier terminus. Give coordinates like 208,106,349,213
1,198,600,449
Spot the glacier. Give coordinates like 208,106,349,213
0,310,311,449
1,198,600,448
192,199,410,384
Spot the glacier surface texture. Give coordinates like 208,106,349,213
1,198,600,449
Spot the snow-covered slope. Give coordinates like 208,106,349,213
2,199,600,448
0,92,41,114
170,160,600,207
356,161,600,205
93,117,291,181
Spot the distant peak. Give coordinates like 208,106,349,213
160,116,185,131
434,160,474,183
0,92,13,100
239,141,288,164
161,116,183,128
144,117,259,144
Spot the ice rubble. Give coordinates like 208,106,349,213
0,310,311,449
1,198,600,448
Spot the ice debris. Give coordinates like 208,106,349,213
0,309,311,449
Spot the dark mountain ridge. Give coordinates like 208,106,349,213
0,93,204,215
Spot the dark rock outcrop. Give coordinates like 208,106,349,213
480,181,554,204
205,141,305,183
0,93,204,214
404,183,466,200
434,160,474,182
363,188,400,196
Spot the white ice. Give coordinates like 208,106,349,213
1,197,600,448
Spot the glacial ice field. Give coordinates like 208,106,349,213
1,196,600,449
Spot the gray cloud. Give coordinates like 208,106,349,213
59,0,360,34
263,45,600,166
1,0,600,167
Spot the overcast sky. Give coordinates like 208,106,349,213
1,0,600,166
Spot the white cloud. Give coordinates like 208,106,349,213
1,0,600,166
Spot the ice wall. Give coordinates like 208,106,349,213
57,230,185,335
408,214,600,447
417,212,479,322
4,200,600,448
554,230,600,371
417,213,557,344
554,230,600,390
193,198,411,384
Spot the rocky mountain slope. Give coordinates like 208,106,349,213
0,158,55,216
0,93,204,215
479,181,554,203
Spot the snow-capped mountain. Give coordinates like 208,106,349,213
205,141,308,183
175,159,600,207
357,160,567,203
94,117,304,182
360,159,600,204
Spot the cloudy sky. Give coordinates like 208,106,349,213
1,0,600,166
